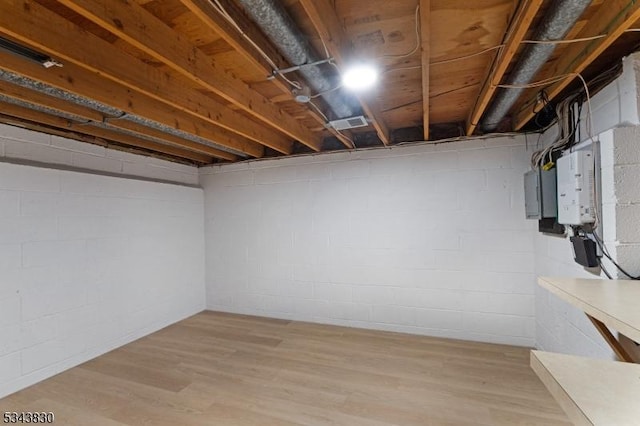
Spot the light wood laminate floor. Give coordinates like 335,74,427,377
1,312,571,425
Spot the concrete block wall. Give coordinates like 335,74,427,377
610,125,640,277
0,161,205,398
0,123,199,185
201,136,539,346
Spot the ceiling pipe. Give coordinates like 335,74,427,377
235,0,360,120
0,69,248,157
480,0,592,131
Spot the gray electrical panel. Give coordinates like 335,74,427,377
524,169,558,219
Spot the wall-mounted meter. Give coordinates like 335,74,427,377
557,150,595,226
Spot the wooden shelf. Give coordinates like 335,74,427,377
531,350,640,426
538,277,640,343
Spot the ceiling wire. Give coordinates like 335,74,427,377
310,84,343,99
208,0,302,90
496,73,578,89
378,5,421,60
430,45,506,66
430,82,481,99
385,28,640,73
520,34,607,44
382,29,638,104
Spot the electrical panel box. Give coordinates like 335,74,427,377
557,150,595,225
524,169,557,219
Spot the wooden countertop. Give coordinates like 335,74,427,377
538,277,640,343
531,350,640,426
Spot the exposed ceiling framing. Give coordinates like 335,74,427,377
0,0,638,165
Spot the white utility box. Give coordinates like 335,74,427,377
557,150,595,225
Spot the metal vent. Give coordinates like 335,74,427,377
328,115,368,130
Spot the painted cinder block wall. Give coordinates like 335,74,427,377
0,127,206,398
0,123,199,185
201,136,539,346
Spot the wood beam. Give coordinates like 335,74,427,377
514,0,640,130
0,101,212,163
0,0,277,157
466,0,544,136
57,0,323,151
0,80,237,161
419,0,430,141
0,50,261,159
298,0,391,146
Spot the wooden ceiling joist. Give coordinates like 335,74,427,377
0,100,212,163
466,0,544,136
298,0,391,146
57,0,323,152
0,49,264,159
419,0,430,141
0,80,237,161
0,0,275,158
513,0,640,130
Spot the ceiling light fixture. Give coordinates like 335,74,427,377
342,64,378,91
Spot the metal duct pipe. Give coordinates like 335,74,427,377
480,0,592,131
0,69,248,157
236,0,360,119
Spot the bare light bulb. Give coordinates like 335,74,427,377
342,64,378,91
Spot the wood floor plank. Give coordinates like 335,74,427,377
0,311,570,425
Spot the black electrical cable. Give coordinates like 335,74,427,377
601,251,640,280
591,232,640,280
598,258,613,279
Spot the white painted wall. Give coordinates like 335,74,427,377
0,161,205,398
607,126,640,276
533,53,640,359
201,136,538,346
0,123,199,185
